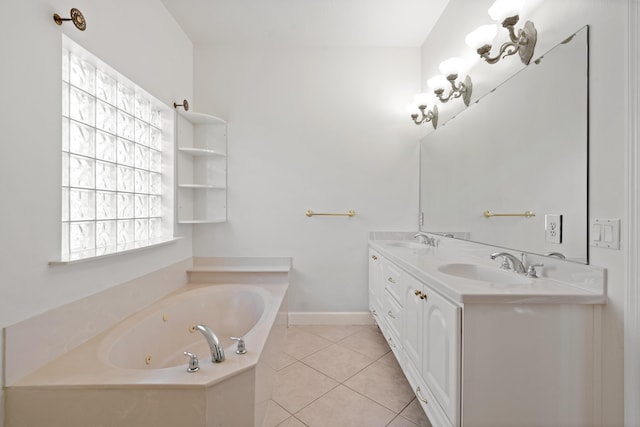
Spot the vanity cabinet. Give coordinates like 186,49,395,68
368,248,598,427
175,111,227,224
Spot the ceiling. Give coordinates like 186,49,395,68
161,0,450,47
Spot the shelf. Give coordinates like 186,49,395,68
178,218,227,224
178,110,226,125
178,184,226,190
178,147,226,157
175,110,227,225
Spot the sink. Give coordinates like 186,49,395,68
385,242,429,249
437,263,532,285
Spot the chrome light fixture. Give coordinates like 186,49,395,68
465,0,537,65
427,57,473,106
407,93,439,128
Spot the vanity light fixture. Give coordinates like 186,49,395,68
465,0,537,65
427,57,473,107
407,93,438,128
53,8,86,31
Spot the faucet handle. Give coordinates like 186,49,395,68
497,256,511,270
526,263,544,278
230,337,247,354
183,351,200,372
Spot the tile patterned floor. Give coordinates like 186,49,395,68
262,325,432,427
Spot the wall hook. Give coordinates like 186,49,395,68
173,99,189,111
53,8,86,31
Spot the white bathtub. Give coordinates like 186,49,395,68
6,282,288,427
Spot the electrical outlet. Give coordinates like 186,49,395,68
545,214,562,244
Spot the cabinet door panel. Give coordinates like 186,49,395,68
402,274,424,369
422,288,460,426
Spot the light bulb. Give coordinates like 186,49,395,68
465,24,498,50
488,0,525,22
427,75,449,92
413,93,431,107
438,58,465,78
405,103,420,115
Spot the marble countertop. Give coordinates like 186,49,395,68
369,232,607,305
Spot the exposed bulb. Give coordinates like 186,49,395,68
438,57,465,79
465,24,498,49
488,0,525,22
413,92,432,107
427,75,449,92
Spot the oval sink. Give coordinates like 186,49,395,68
385,242,429,249
437,263,531,285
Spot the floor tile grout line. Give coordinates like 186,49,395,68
342,380,414,416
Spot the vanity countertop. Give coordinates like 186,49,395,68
369,233,607,305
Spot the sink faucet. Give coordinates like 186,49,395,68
414,232,437,247
195,324,225,363
490,252,526,274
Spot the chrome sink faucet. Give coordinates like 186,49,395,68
195,324,225,363
490,252,526,274
414,232,437,247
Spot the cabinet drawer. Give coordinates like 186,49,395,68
384,289,403,339
404,359,454,427
382,262,403,303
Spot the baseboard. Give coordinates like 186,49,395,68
288,312,375,325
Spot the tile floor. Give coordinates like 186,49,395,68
262,324,433,427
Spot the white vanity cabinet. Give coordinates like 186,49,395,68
368,247,599,427
175,111,227,223
405,274,461,427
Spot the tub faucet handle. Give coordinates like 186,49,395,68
183,351,200,373
230,337,247,354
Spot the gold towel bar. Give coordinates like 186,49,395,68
306,210,356,218
484,210,535,218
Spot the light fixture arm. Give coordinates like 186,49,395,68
476,16,537,65
411,104,438,129
434,74,473,106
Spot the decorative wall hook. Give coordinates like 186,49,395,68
53,8,86,31
173,99,189,111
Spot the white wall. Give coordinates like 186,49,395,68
0,1,194,424
192,46,421,312
419,1,627,425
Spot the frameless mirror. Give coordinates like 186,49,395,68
420,26,588,263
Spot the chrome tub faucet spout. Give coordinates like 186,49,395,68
195,324,225,363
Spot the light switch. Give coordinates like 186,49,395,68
591,223,602,241
591,218,621,249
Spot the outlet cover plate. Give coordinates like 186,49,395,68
545,214,562,244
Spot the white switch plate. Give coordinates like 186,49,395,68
545,214,562,244
591,218,621,249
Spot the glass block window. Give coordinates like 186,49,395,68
61,38,172,261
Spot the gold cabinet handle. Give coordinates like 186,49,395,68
414,289,421,296
371,255,378,260
387,337,396,348
371,309,378,317
415,387,428,404
387,277,396,284
420,292,427,301
387,310,396,319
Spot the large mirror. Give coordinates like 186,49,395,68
420,26,588,263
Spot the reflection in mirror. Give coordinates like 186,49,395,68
420,26,588,264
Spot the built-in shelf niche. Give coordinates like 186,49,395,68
175,111,227,224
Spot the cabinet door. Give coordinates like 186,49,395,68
422,287,460,426
402,274,424,370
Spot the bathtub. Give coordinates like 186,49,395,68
6,282,288,427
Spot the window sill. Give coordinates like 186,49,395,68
49,237,183,266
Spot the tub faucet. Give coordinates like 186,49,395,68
195,324,225,363
490,252,526,274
